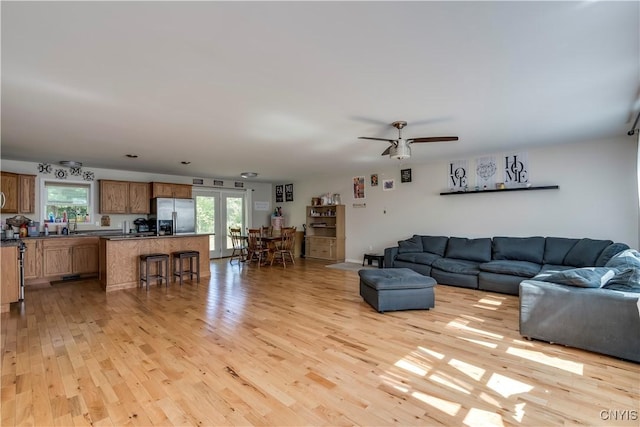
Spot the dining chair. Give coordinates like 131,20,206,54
247,228,270,266
261,225,273,237
229,227,247,264
270,226,296,267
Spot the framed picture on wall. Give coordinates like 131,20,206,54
275,185,284,202
353,176,365,199
383,179,395,191
285,184,294,202
371,174,379,187
401,168,412,183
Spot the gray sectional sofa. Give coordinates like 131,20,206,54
384,235,629,295
384,235,640,362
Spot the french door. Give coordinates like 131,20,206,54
194,189,247,259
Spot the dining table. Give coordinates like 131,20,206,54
237,234,282,264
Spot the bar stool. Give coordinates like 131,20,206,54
172,250,200,286
139,253,170,290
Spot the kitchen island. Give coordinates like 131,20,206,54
99,234,210,292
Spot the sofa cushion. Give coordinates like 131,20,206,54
595,243,630,266
492,236,545,264
445,237,491,263
540,264,574,274
420,236,449,256
413,252,442,266
479,260,541,278
535,267,617,288
432,258,481,275
563,238,613,267
543,237,579,265
397,235,423,254
603,249,640,292
396,252,419,263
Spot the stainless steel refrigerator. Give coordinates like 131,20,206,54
150,198,196,235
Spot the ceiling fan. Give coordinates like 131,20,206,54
359,121,458,159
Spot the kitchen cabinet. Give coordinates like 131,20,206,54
99,180,128,213
1,172,36,214
1,246,20,312
128,182,150,214
18,174,36,213
99,180,150,214
43,241,73,277
150,182,192,199
23,239,42,280
30,237,99,282
72,240,99,274
1,172,19,213
305,204,345,261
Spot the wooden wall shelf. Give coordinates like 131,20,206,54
439,185,559,196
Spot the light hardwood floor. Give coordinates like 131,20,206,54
1,259,638,426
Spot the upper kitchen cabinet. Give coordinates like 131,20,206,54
99,180,150,214
1,172,19,213
18,174,36,213
150,182,192,199
128,182,150,214
1,172,35,214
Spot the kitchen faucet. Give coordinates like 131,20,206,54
70,209,79,233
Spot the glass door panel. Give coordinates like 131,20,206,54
194,190,246,259
195,194,218,259
221,194,245,257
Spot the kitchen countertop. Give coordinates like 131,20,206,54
100,233,213,241
1,232,213,245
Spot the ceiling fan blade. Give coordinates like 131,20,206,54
381,146,391,156
409,136,459,143
358,136,396,142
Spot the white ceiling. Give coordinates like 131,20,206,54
2,1,638,182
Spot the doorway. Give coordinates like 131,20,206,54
194,189,247,259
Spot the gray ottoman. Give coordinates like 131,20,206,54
359,268,436,313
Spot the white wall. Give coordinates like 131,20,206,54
5,136,637,254
284,137,639,262
0,159,272,231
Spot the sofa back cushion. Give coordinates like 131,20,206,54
397,235,423,253
544,237,579,265
595,242,630,266
421,236,448,256
563,238,613,267
492,236,545,264
445,237,491,262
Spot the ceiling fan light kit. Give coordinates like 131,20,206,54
359,120,458,159
390,142,411,160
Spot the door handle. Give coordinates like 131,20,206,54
0,192,5,209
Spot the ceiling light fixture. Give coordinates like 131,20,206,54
59,160,82,168
126,154,139,158
389,141,411,160
181,161,191,165
240,172,258,179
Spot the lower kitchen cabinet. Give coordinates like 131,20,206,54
23,239,42,280
26,237,99,283
1,246,20,312
72,241,99,274
43,242,73,277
